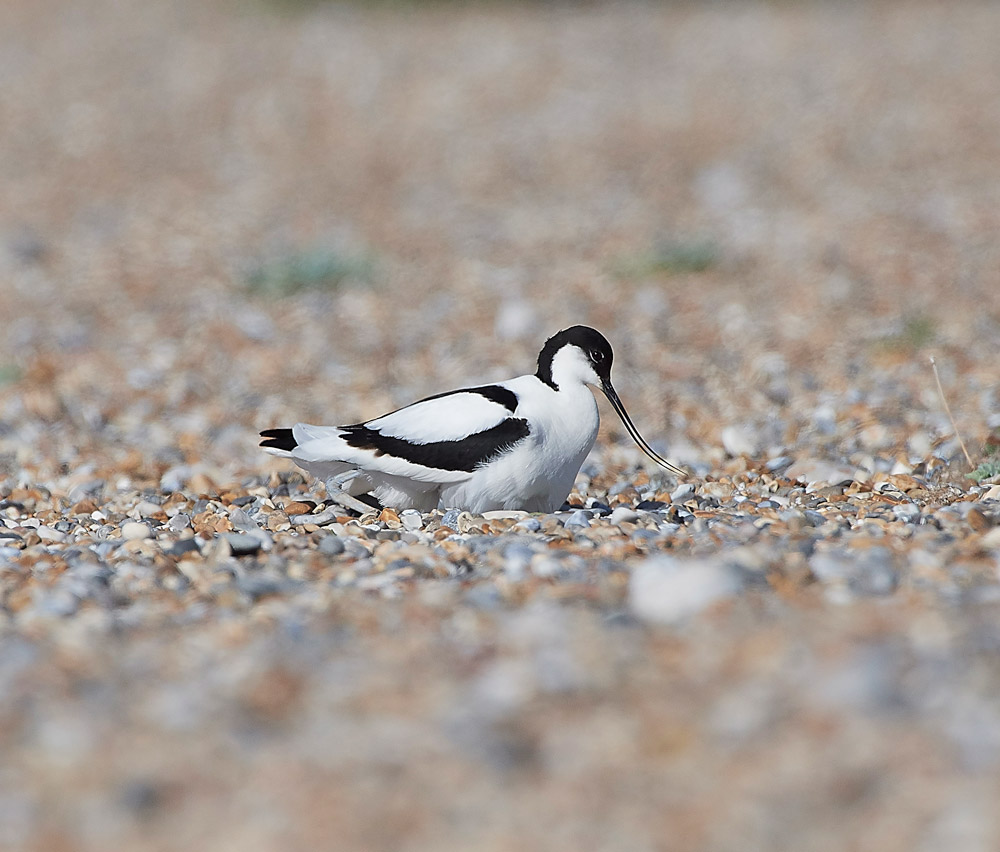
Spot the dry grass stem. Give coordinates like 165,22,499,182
930,355,974,470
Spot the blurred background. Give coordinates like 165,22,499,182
2,1,1000,850
3,0,998,487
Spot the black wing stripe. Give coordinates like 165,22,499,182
342,418,530,472
414,384,519,413
260,428,297,451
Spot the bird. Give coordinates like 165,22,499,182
260,325,685,514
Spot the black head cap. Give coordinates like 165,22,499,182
536,325,614,389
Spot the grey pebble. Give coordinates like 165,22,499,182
564,510,592,529
35,588,80,618
67,479,104,504
169,538,200,558
765,456,793,472
221,533,263,556
168,514,191,532
64,559,112,584
503,542,537,575
893,503,921,523
465,584,504,609
228,507,259,532
441,508,462,529
849,549,898,596
631,529,661,547
237,572,286,600
809,546,898,597
514,517,541,533
159,465,192,493
318,535,346,556
37,526,67,543
671,483,695,503
92,541,120,559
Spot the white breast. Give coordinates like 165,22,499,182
440,376,600,512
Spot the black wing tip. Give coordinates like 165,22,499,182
259,428,297,452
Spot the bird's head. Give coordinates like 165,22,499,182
536,325,685,478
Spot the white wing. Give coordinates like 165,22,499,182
286,384,526,483
367,388,514,442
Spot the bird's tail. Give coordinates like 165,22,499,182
259,428,297,455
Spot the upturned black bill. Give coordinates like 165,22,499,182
602,382,686,477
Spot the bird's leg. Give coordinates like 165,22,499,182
322,472,381,517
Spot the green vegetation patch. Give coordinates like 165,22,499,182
245,247,375,298
612,238,719,279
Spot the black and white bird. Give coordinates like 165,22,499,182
260,325,684,513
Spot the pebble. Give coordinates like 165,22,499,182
159,465,192,493
228,508,259,532
721,425,758,458
893,503,921,523
564,510,592,529
134,500,162,518
803,510,827,527
168,513,191,532
36,526,66,543
169,538,200,558
482,510,528,521
787,459,856,485
608,506,639,525
318,535,346,556
400,509,423,531
237,571,285,600
221,533,263,557
765,456,793,472
809,546,898,597
671,483,695,503
629,555,742,625
121,522,151,541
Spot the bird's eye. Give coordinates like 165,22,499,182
591,349,605,363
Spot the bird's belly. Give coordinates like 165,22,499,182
441,396,599,513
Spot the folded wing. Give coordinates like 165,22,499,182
262,385,530,483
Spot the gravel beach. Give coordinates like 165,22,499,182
2,1,1000,850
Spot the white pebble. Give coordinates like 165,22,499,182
121,522,151,541
36,526,67,543
134,500,162,518
400,509,424,531
608,506,639,525
721,425,758,458
629,555,741,625
482,510,529,521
